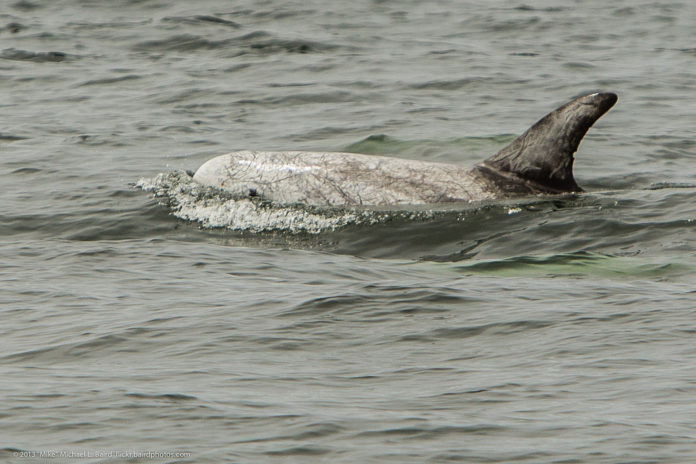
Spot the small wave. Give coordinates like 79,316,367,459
264,446,330,457
0,48,73,62
645,182,696,190
125,392,198,401
3,333,129,364
11,167,41,174
356,424,505,439
239,90,355,107
78,74,142,87
247,38,339,55
134,31,341,55
10,0,42,11
453,251,689,278
0,132,28,141
133,34,233,52
1,22,26,34
234,30,347,55
408,77,483,91
250,9,318,21
161,15,241,29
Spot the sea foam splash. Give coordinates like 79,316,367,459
136,171,417,234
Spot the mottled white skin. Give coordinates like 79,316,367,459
193,92,618,207
194,151,495,206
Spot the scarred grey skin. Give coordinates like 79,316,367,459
193,92,618,207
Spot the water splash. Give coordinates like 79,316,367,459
136,171,436,234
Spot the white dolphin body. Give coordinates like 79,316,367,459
194,150,493,206
193,92,618,207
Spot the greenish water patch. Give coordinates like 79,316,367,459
448,251,691,279
343,134,517,157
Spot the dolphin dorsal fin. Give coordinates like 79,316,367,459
481,92,617,193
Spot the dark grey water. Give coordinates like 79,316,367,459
2,1,696,462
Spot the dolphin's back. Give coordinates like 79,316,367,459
193,92,618,207
193,150,490,206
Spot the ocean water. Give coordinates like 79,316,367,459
2,0,696,462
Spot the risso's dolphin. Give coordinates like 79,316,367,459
193,92,617,207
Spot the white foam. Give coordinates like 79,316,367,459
136,171,364,233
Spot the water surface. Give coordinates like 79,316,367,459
2,1,696,462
